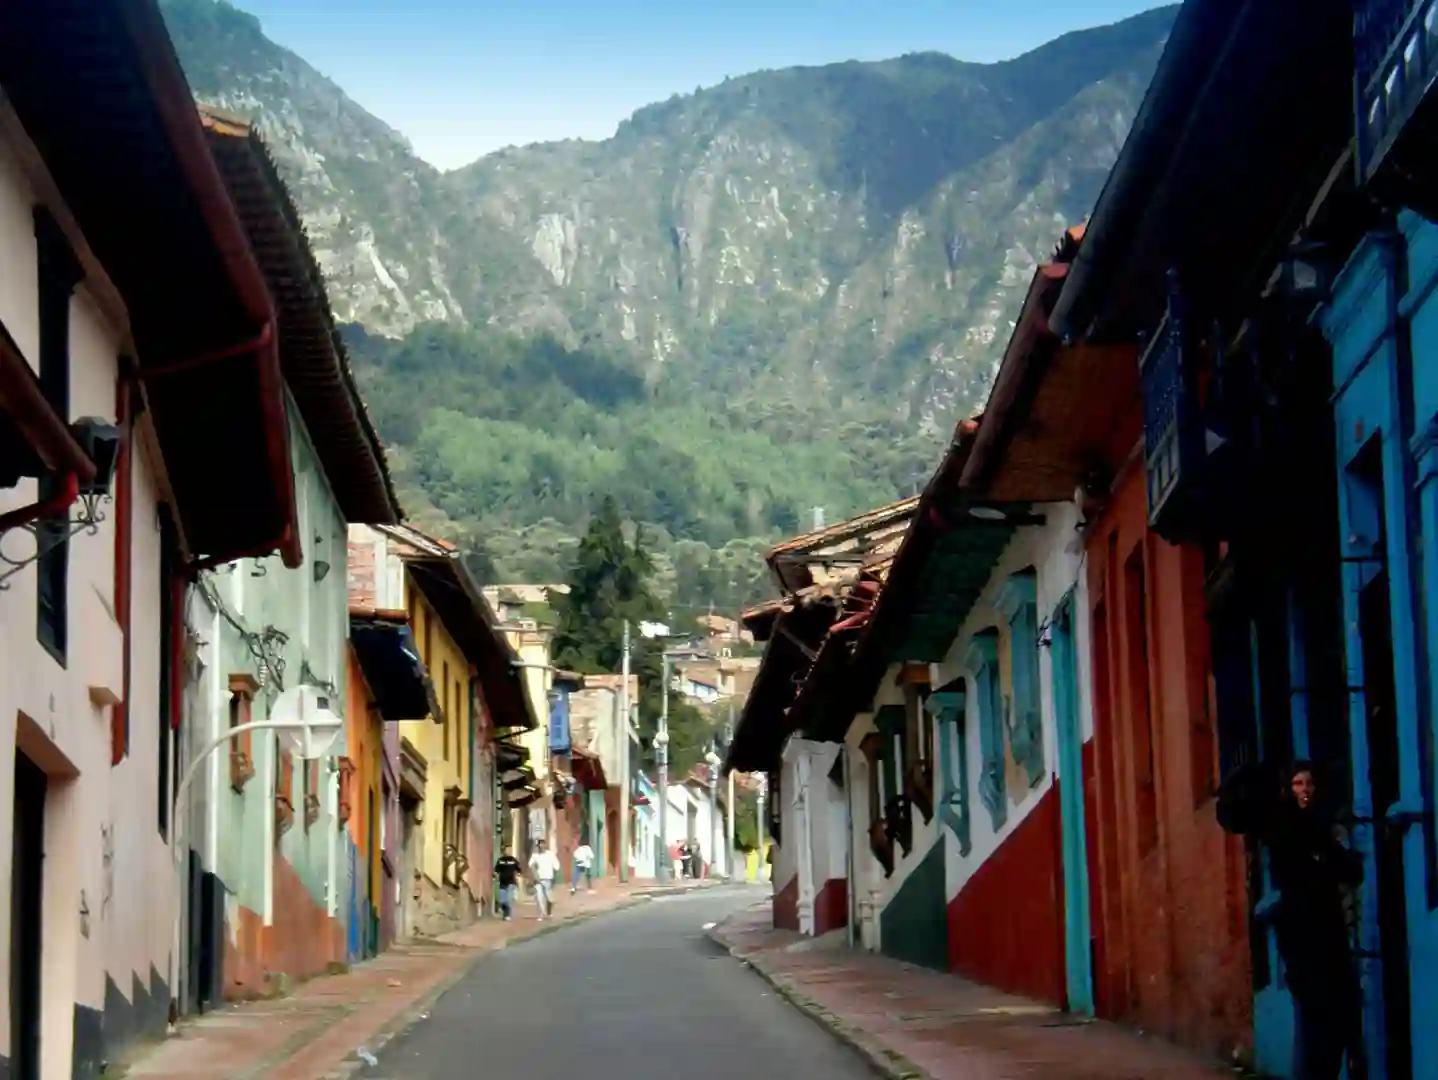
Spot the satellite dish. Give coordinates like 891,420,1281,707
271,683,345,761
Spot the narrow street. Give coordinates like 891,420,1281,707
364,885,872,1079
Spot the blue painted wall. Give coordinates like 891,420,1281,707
1050,594,1093,1016
1318,213,1438,1080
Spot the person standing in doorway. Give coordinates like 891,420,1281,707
571,840,595,894
1218,760,1364,1080
494,847,522,922
529,839,559,920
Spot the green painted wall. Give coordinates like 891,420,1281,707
204,398,351,920
879,838,948,970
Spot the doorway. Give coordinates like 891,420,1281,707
11,750,47,1080
1051,595,1094,1015
1345,438,1415,1080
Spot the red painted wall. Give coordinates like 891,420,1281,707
773,874,799,931
1084,465,1252,1061
224,855,344,1000
813,877,848,935
946,785,1066,1007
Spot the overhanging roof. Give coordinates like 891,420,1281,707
0,0,301,568
199,106,401,526
379,524,539,735
1049,0,1354,343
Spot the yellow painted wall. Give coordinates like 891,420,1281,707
402,578,472,887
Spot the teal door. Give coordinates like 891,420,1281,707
1051,595,1094,1015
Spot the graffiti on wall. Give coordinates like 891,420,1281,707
101,821,115,920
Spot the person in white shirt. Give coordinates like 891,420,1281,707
571,842,595,894
528,840,559,919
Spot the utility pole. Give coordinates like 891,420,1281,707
656,652,670,881
725,699,736,881
618,620,631,884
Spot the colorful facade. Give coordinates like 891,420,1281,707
0,0,360,1072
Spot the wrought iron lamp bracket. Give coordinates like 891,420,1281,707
0,491,109,589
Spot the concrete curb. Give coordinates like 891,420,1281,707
706,927,933,1080
321,896,651,1079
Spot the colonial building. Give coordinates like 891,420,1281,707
348,524,535,937
0,0,320,1074
176,105,402,1009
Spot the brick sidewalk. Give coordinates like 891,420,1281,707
713,904,1241,1080
121,879,677,1080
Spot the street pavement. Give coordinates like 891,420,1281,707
363,884,878,1080
713,904,1239,1080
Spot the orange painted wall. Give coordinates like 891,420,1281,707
223,854,345,1000
346,649,384,920
1083,463,1252,1061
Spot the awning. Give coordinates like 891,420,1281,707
506,785,541,809
349,613,434,722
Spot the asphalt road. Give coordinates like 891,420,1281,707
364,884,876,1080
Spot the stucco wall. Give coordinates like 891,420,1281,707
184,403,353,1000
398,576,476,933
0,123,173,1078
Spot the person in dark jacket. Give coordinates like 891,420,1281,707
1218,760,1364,1080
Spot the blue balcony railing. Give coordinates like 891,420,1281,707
1356,0,1438,189
1140,272,1205,541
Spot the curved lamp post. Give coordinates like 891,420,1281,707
169,693,343,1023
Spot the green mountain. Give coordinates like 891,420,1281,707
159,0,1174,611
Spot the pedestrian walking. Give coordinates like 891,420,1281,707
679,840,693,879
494,847,522,922
571,841,595,894
1218,759,1363,1080
528,840,560,920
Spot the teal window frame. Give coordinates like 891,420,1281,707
996,567,1045,788
965,629,1007,830
928,686,970,855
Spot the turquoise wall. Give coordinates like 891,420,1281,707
206,398,351,927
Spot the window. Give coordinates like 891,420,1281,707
33,207,82,665
965,629,1007,831
276,747,296,839
997,568,1045,787
1123,542,1158,854
229,674,259,792
456,676,466,775
929,682,970,855
442,660,451,759
900,675,934,823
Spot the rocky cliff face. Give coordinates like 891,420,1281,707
162,0,1173,431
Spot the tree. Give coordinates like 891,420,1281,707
550,497,717,776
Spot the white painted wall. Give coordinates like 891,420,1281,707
779,738,846,934
0,116,173,1077
935,499,1089,902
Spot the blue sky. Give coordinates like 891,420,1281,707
229,1,1162,170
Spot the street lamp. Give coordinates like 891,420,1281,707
170,685,343,1023
653,724,670,881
